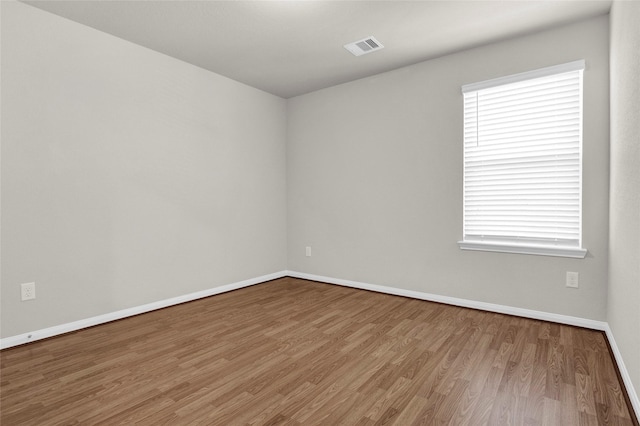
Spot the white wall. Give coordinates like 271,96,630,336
609,0,640,405
0,1,287,338
287,16,610,321
0,2,617,336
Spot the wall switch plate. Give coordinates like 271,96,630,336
305,246,311,257
21,282,36,301
566,272,579,288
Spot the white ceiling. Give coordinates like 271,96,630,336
23,0,611,98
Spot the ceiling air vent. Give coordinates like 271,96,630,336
344,36,384,57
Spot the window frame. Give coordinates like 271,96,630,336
458,61,588,259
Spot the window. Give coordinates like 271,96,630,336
458,60,587,258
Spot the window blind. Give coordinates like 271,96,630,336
460,60,587,258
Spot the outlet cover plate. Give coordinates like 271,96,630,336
566,272,579,288
21,282,36,301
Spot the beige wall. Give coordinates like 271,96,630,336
609,0,640,404
0,2,287,338
287,16,610,320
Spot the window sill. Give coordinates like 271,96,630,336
458,241,587,259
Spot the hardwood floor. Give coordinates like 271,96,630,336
1,277,636,425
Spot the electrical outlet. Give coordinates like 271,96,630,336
21,282,36,301
305,246,311,257
566,272,579,288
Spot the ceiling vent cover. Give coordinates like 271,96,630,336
344,36,384,57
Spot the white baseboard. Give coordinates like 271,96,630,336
0,271,288,350
286,270,639,421
604,324,640,419
286,270,607,330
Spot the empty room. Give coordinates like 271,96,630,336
1,0,639,424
